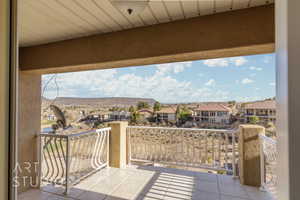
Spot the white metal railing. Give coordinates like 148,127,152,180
127,126,238,175
39,127,110,194
259,134,277,199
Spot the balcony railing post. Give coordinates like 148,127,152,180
106,130,110,167
238,125,265,187
65,136,70,195
108,121,128,168
232,131,237,178
259,135,266,191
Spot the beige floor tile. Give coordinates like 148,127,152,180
19,189,50,200
46,194,75,200
110,179,146,199
192,190,221,200
220,194,250,200
136,193,165,200
219,184,249,199
77,191,106,200
194,180,219,193
217,176,241,186
243,186,275,200
195,172,218,183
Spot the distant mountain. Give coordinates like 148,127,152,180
43,97,157,106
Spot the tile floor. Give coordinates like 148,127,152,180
19,165,275,200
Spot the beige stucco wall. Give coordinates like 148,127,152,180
18,72,41,192
0,0,10,199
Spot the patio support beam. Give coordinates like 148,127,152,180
276,0,300,199
19,4,274,74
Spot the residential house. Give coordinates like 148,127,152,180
110,110,131,121
156,107,176,122
137,109,153,121
243,100,276,123
193,104,232,124
98,111,111,121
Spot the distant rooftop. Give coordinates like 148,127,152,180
244,100,276,109
194,104,231,112
156,107,176,114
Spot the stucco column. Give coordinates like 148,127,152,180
18,72,41,192
276,0,300,199
108,121,128,168
238,125,265,187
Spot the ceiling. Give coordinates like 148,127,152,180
19,0,274,47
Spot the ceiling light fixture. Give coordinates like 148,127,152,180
111,0,149,16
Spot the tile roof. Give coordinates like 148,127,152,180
244,100,276,109
137,109,153,114
156,107,176,114
194,104,231,112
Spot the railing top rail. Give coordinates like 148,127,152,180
127,126,237,134
259,134,277,145
40,127,111,138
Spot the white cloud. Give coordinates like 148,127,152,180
42,63,229,103
241,78,254,84
230,57,248,66
269,82,275,86
203,56,247,67
205,79,216,87
198,73,204,77
264,56,272,64
249,66,263,71
156,61,192,75
203,58,229,67
236,96,263,102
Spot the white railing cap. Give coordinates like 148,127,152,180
127,125,237,133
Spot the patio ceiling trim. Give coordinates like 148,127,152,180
19,4,274,74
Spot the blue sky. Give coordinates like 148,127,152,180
42,53,275,103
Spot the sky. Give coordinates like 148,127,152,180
42,53,275,103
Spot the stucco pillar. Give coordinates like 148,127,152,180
18,72,41,192
238,125,265,187
108,121,128,168
276,1,300,199
0,0,10,198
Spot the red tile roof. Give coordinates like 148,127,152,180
194,104,231,112
244,100,276,109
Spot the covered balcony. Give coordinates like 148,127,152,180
19,123,276,200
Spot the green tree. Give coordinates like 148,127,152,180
179,106,192,122
228,101,236,105
137,101,150,110
129,106,135,113
249,116,259,124
153,101,161,113
175,105,182,123
130,111,140,123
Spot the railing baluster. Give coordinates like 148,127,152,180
65,136,70,194
126,126,238,174
39,128,111,193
